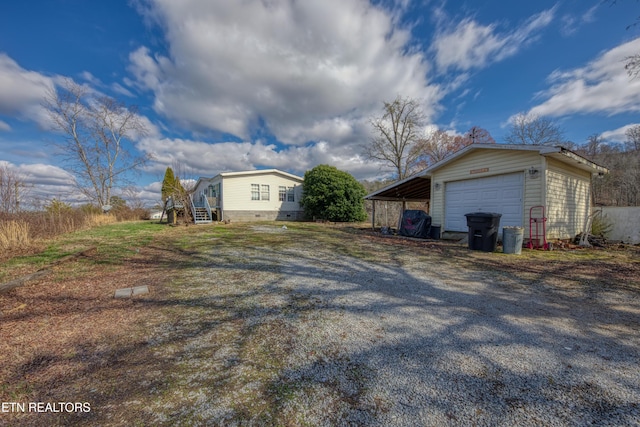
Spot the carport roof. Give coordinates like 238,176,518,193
364,143,609,202
364,172,431,201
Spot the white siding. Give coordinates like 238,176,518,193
192,170,304,221
545,158,592,240
221,172,303,212
431,148,543,237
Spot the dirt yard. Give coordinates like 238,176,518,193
1,222,638,426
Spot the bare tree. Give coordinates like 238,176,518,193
43,79,151,208
576,133,640,206
413,126,493,169
583,133,606,158
504,113,565,146
365,95,426,179
0,164,28,213
463,126,496,144
625,124,640,151
414,129,460,167
122,186,147,211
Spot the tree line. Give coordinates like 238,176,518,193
364,95,640,207
2,85,638,224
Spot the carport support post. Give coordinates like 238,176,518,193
398,200,406,230
371,200,376,230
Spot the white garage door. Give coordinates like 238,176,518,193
444,173,524,232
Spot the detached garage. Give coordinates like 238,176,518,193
366,144,609,241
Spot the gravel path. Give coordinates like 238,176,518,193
159,227,640,426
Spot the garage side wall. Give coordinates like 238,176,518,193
545,158,592,240
431,149,543,235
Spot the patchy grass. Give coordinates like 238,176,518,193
0,221,168,283
0,221,638,426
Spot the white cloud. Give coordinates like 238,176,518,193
137,134,382,181
129,0,439,144
560,4,598,37
13,162,75,187
431,6,556,72
601,123,640,143
528,37,640,118
111,82,135,97
0,120,10,131
139,137,266,175
79,71,102,86
0,54,54,126
0,160,81,206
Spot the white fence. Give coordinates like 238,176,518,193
599,206,640,244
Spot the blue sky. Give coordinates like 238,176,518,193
1,0,639,206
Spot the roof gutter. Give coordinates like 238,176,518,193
541,146,609,175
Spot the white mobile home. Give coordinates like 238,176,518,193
193,169,304,222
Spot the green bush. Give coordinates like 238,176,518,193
301,165,367,222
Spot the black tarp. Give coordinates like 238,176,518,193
398,210,432,238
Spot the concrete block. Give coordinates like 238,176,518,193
114,285,150,298
132,285,149,296
114,288,133,298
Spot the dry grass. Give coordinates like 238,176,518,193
84,213,117,228
0,212,119,260
0,220,30,251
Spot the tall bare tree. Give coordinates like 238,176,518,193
365,95,426,179
504,113,565,146
43,79,151,208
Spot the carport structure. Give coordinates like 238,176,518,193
365,143,609,241
365,172,431,230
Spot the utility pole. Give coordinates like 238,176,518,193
15,182,20,212
469,127,478,144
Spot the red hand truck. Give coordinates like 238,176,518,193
527,205,549,250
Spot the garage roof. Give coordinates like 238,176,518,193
364,144,608,202
426,143,609,175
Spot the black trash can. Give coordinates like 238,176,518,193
465,212,502,252
430,224,441,240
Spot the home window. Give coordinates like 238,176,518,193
287,187,295,202
261,185,270,201
279,186,286,202
251,184,260,200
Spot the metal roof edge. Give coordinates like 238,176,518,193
218,169,304,181
542,147,610,174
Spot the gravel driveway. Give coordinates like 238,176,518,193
160,225,640,426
